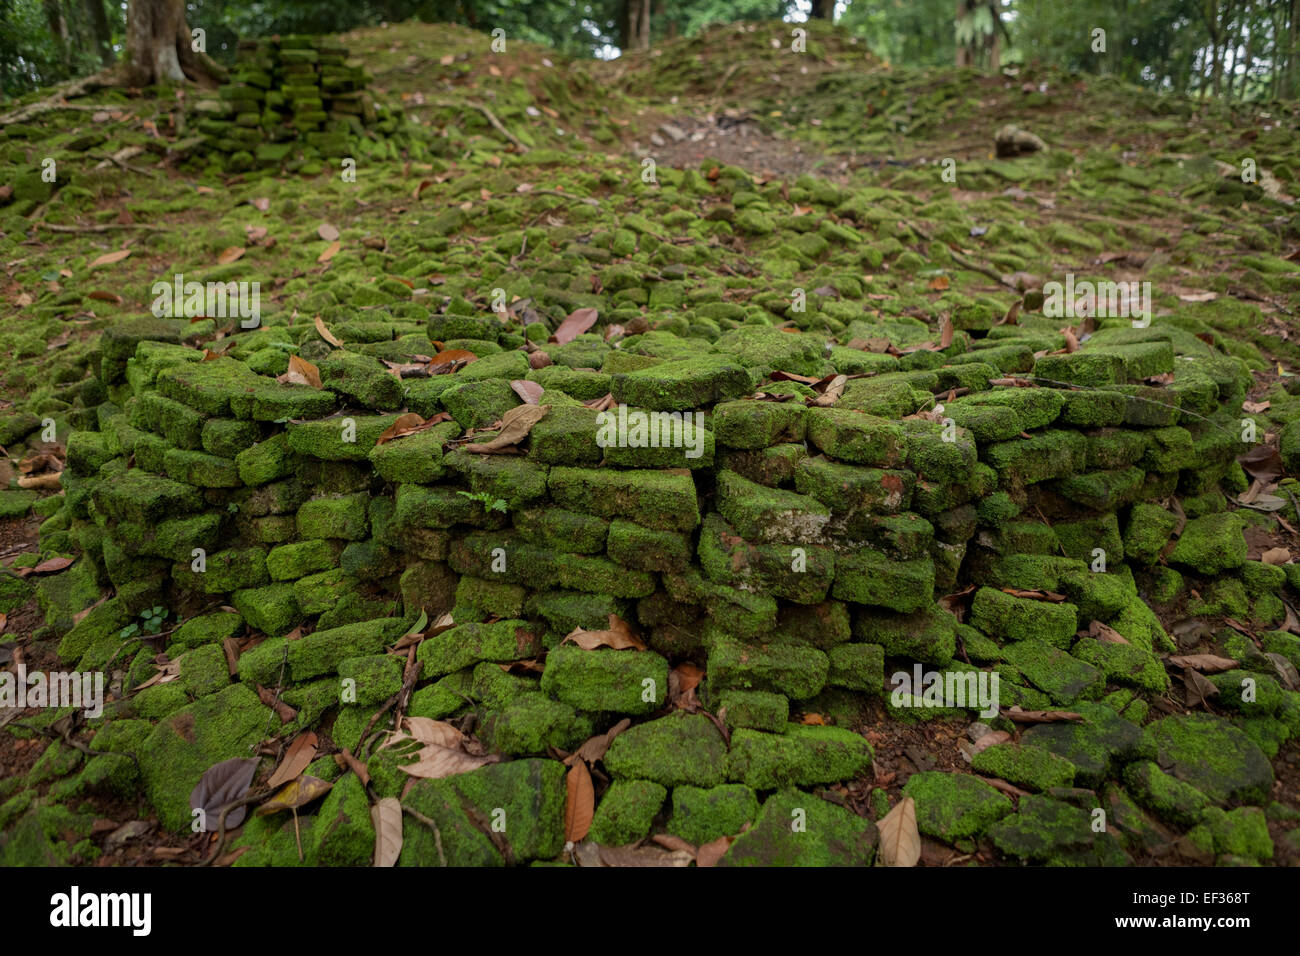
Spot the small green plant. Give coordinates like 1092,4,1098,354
457,490,508,513
119,606,169,639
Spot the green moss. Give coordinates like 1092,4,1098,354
999,639,1105,704
604,712,728,788
707,633,828,700
539,645,668,714
1168,513,1247,573
718,789,877,866
711,399,806,449
303,772,373,866
589,780,667,845
418,620,541,677
669,784,758,844
726,724,873,789
717,689,788,732
902,771,1013,842
1122,760,1212,826
1071,638,1170,693
547,466,699,532
804,407,906,466
296,493,370,540
970,587,1078,647
1144,713,1274,805
853,605,956,665
369,421,459,483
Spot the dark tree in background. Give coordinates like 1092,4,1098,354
124,0,225,85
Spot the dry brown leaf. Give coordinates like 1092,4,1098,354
87,290,124,305
597,845,693,867
267,731,318,789
550,307,598,345
317,240,341,263
928,275,950,291
1089,620,1130,645
134,658,180,690
401,717,465,750
938,316,954,349
510,379,544,404
970,730,1010,754
808,374,847,408
277,354,322,389
16,472,62,490
249,197,270,211
1167,654,1239,673
426,348,479,374
876,796,920,867
1183,669,1220,709
315,314,344,348
562,614,646,651
1243,400,1271,414
217,246,245,265
15,555,74,577
565,718,632,767
1000,708,1084,723
1261,547,1290,565
256,685,297,723
564,762,594,843
372,797,403,867
399,745,499,780
318,223,340,242
1000,588,1067,602
463,403,549,454
696,835,732,867
256,776,333,815
374,413,429,446
89,249,131,269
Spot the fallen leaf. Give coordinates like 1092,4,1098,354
256,775,333,815
318,223,340,242
1261,547,1291,565
564,762,594,843
315,315,344,347
371,798,403,867
217,246,245,265
696,835,732,867
22,555,75,576
597,845,693,867
808,374,847,408
89,249,131,269
1000,708,1084,723
970,730,1010,754
1166,654,1239,673
426,348,479,374
134,658,180,690
256,685,297,724
550,307,598,345
928,275,950,291
1089,620,1130,645
317,240,342,263
190,757,259,831
562,614,646,651
267,731,318,789
87,290,124,305
249,197,270,211
565,718,632,767
939,316,954,349
1178,291,1217,302
399,745,499,780
463,403,549,454
375,413,431,445
1243,400,1271,414
876,796,920,867
1000,588,1067,602
400,717,464,750
1183,669,1220,709
510,379,544,404
277,354,322,389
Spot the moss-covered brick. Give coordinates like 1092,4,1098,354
511,507,608,553
1057,388,1126,427
444,449,549,509
1085,428,1149,470
804,407,907,466
1033,351,1124,387
91,470,203,524
368,421,459,483
970,742,1076,791
715,469,829,543
139,683,270,832
827,643,885,693
476,693,592,755
1119,503,1177,566
418,619,541,677
266,539,342,581
527,404,604,465
337,654,403,705
832,550,934,612
232,582,301,636
604,712,728,788
1199,806,1273,860
726,724,873,789
1000,639,1105,704
552,551,655,598
1106,384,1183,427
970,587,1078,647
428,313,503,341
304,772,373,866
1056,569,1132,621
794,456,914,514
589,779,668,846
697,513,834,603
717,689,788,731
154,357,265,417
162,447,242,488
711,399,806,449
610,355,752,411
1054,467,1145,511
62,433,111,478
852,605,956,665
393,484,507,534
718,443,808,487
289,619,394,680
1071,638,1169,692
297,493,370,540
540,644,668,714
902,771,1014,842
718,788,877,866
983,430,1088,486
607,519,692,572
235,432,294,487
707,633,828,700
456,575,528,618
600,413,715,470
201,418,263,459
454,350,531,383
526,365,613,401
1136,426,1194,473
1121,761,1213,826
133,389,205,449
446,531,557,587
958,387,1065,430
402,377,459,417
711,324,828,375
441,379,520,429
985,794,1099,864
171,610,245,649
288,414,403,461
547,466,699,532
943,401,1020,442
115,512,221,561
1168,513,1247,574
317,351,404,410
408,670,475,721
668,784,758,844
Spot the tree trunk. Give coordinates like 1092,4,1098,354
124,0,225,86
83,0,116,67
43,0,72,71
621,0,651,53
810,0,835,19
